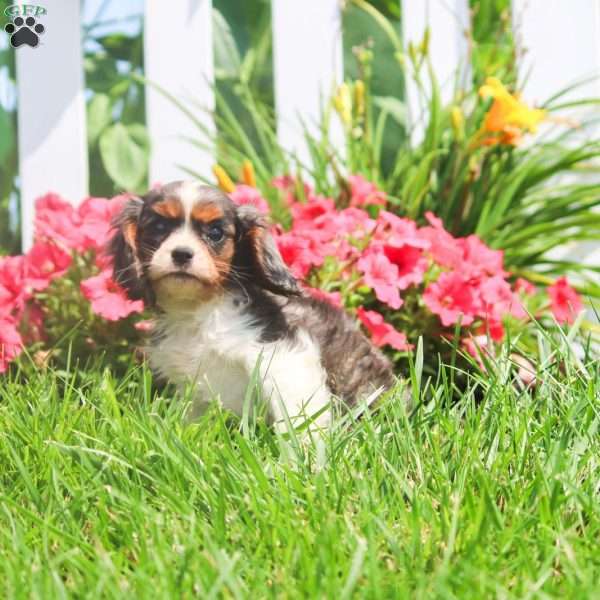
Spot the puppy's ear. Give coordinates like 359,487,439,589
107,197,145,300
236,205,300,296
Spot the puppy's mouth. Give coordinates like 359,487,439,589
152,271,217,296
157,272,202,283
151,270,218,307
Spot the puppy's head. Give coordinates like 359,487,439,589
108,181,298,310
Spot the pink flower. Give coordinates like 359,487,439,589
230,185,270,214
548,277,583,324
479,275,526,320
383,243,428,290
284,204,376,268
25,242,72,291
419,214,507,278
294,208,375,260
0,285,12,319
481,316,505,342
0,255,30,315
515,277,536,295
348,174,386,207
271,175,296,192
80,270,144,321
357,250,403,309
0,316,23,373
376,211,429,249
424,211,444,229
305,287,343,308
459,235,507,278
0,245,70,320
94,251,114,271
332,208,376,238
276,231,326,279
290,195,335,226
356,307,411,351
78,194,130,251
34,193,86,250
419,214,464,270
328,237,359,263
423,272,479,327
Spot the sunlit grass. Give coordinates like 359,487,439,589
0,333,599,598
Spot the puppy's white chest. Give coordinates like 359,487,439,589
147,297,332,428
148,300,259,415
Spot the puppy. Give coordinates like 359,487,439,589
109,181,394,429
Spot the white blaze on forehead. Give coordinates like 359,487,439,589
178,181,203,219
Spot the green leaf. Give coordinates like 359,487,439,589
0,104,14,163
87,93,113,146
84,52,121,94
95,33,142,62
99,123,148,192
372,96,407,127
125,123,150,153
108,79,130,99
213,8,241,79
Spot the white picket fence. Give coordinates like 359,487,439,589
13,0,600,250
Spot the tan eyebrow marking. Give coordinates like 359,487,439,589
191,203,224,223
152,198,183,219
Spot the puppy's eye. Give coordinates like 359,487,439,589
151,218,168,234
207,224,224,242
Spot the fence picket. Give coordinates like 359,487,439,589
512,0,600,105
401,0,470,142
15,1,88,250
512,0,600,271
271,0,344,169
144,0,214,186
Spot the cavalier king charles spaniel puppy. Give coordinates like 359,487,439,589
109,181,394,429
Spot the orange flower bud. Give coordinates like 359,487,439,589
241,159,256,187
212,165,235,193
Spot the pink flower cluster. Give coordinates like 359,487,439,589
0,241,71,372
0,177,586,373
0,193,143,372
241,175,584,354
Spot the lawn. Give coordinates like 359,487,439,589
1,334,599,599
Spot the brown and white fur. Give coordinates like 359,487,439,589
109,181,394,429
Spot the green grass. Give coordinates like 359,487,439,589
1,337,599,598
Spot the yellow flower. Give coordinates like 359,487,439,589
333,82,352,126
354,80,366,117
450,106,465,141
478,77,546,146
212,164,235,193
241,159,256,187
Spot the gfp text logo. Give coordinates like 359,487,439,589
4,4,47,48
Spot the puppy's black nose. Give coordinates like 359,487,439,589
171,247,194,266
